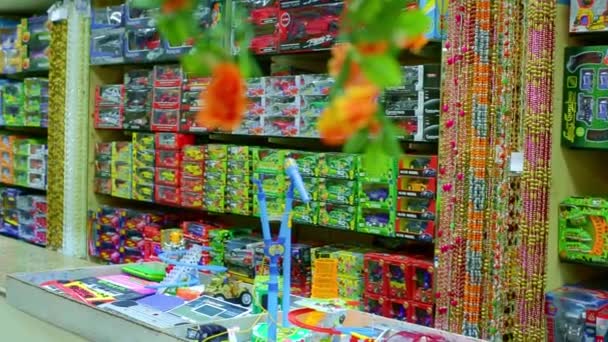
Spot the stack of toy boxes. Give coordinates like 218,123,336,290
3,82,24,126
183,221,220,265
252,147,288,217
299,75,333,137
151,65,182,131
23,78,48,127
357,155,397,237
363,253,435,327
90,4,125,65
131,133,155,201
124,69,152,130
546,286,608,341
14,138,47,189
20,16,50,71
238,77,266,135
154,133,194,205
318,153,359,230
0,134,18,184
17,194,47,246
238,0,279,55
290,151,320,225
225,145,251,215
265,76,301,136
394,155,437,242
121,209,165,263
335,248,368,302
92,206,124,263
181,75,210,132
0,188,22,237
253,242,313,296
111,141,133,199
203,144,228,212
124,0,160,63
181,145,205,208
1,22,22,74
94,84,125,129
277,1,344,53
383,65,441,142
94,142,112,195
394,155,437,241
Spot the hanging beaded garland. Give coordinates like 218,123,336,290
47,21,68,250
437,0,554,340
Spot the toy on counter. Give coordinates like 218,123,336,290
203,273,254,307
251,157,310,341
570,0,608,33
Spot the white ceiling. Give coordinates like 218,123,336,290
0,0,55,14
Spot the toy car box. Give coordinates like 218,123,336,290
90,28,125,65
277,2,343,53
398,155,438,178
562,46,608,149
357,207,395,237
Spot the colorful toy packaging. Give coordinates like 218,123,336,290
569,0,608,33
546,286,608,342
558,196,608,266
562,46,608,149
21,15,51,71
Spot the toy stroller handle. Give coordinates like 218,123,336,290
284,158,310,203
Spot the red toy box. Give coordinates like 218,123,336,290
155,133,195,150
278,2,343,52
363,252,389,295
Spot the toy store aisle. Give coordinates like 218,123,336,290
0,236,94,292
0,295,87,341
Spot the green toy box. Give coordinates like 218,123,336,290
357,207,396,237
253,172,288,197
252,148,287,173
358,181,396,210
318,178,357,205
318,202,357,230
292,200,320,225
319,153,359,180
558,196,608,266
562,46,608,149
288,150,319,177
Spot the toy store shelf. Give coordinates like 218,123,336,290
0,125,47,135
0,68,49,79
4,264,189,342
0,181,46,193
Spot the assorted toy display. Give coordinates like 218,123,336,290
90,1,224,65
569,0,608,33
94,137,438,241
237,0,445,55
0,133,48,190
0,16,50,74
1,78,49,127
0,187,48,246
562,46,608,149
93,63,440,142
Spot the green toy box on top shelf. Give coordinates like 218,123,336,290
562,46,608,149
559,196,608,266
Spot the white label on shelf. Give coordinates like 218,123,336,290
48,4,68,21
510,152,524,173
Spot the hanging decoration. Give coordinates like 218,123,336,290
436,0,554,340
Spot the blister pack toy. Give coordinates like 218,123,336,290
90,28,125,65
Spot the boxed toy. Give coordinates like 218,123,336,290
22,16,51,71
277,2,343,53
570,0,608,33
318,178,356,205
300,95,329,117
318,202,356,230
90,28,125,65
319,153,359,179
386,65,441,93
359,181,396,209
264,115,299,136
396,197,436,221
124,27,165,63
395,218,434,242
383,89,441,117
252,148,287,173
237,0,279,55
397,176,436,199
546,286,608,342
155,133,195,150
398,154,438,178
558,196,608,266
358,207,395,237
292,200,319,225
125,0,160,29
562,46,608,149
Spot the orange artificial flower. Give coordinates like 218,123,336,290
318,85,380,146
162,0,189,13
196,62,247,131
328,43,370,87
400,34,428,53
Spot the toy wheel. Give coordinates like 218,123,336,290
214,294,226,301
240,291,253,306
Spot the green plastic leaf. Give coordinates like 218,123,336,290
380,121,402,157
157,13,198,46
361,139,390,179
396,10,432,37
130,0,163,9
359,54,402,88
344,128,369,153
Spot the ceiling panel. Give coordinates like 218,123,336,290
0,0,54,14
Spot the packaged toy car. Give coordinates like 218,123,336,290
125,88,152,109
266,96,300,116
319,178,356,205
22,16,51,71
397,177,436,199
298,74,333,95
155,150,182,168
245,96,266,117
125,0,160,28
359,181,395,209
181,176,204,192
246,77,267,97
287,151,318,176
205,144,228,160
358,207,395,237
251,148,286,173
234,116,264,135
183,145,205,161
264,115,299,136
300,95,329,116
182,161,204,177
96,84,124,106
396,197,436,221
319,153,359,179
386,65,441,93
181,191,203,209
151,109,179,131
124,27,164,63
299,116,319,137
91,5,125,29
124,69,153,88
395,218,434,242
267,76,299,96
278,3,342,52
95,106,123,129
90,28,125,65
154,64,183,87
153,87,181,108
123,108,150,130
155,185,180,205
132,132,155,150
